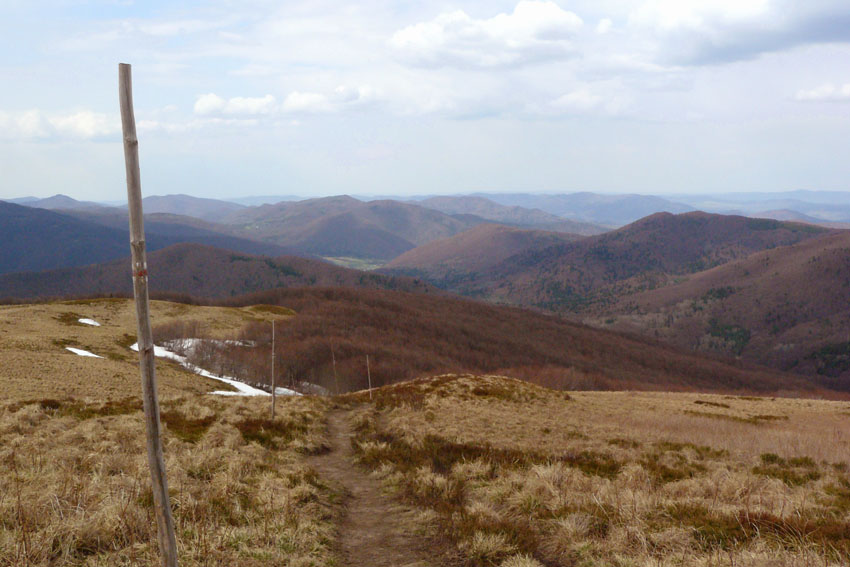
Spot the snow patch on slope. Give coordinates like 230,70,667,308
130,342,300,397
66,347,103,358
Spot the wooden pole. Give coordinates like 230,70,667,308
366,355,372,400
119,63,179,567
271,320,276,419
331,344,338,395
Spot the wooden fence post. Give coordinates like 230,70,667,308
331,344,339,395
271,320,276,419
366,354,372,400
119,62,179,567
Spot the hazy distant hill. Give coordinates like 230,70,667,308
417,195,607,235
0,243,434,300
64,209,299,257
405,212,831,311
589,230,850,389
138,194,246,222
0,201,297,276
27,194,104,210
0,201,137,275
479,192,694,226
225,196,477,260
384,224,583,287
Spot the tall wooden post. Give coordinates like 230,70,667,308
366,355,372,400
119,63,179,567
271,320,276,419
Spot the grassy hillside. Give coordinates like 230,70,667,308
588,230,850,390
0,243,434,301
347,374,850,566
2,300,849,566
0,298,335,565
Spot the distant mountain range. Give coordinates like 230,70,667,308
5,188,850,390
0,243,433,300
385,212,830,310
0,200,293,275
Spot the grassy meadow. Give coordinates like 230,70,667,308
348,375,850,567
0,299,335,566
2,298,850,566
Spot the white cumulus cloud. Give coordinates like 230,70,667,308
390,1,583,68
795,83,850,101
282,86,379,113
0,109,118,140
50,111,118,138
194,93,277,115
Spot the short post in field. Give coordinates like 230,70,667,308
119,63,179,567
331,344,339,395
271,320,276,419
366,354,372,400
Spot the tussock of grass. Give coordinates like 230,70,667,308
0,395,336,566
349,374,850,566
54,312,86,326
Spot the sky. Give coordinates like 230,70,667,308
0,0,849,202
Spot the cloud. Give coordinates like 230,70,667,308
194,94,276,115
137,19,226,37
551,88,603,112
193,87,378,117
795,83,850,101
0,110,118,140
390,1,583,68
630,0,850,64
282,86,379,113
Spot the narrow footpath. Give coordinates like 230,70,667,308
308,409,444,567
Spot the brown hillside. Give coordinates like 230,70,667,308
589,230,850,390
223,196,476,260
384,223,583,286
171,287,822,397
0,243,434,300
447,211,831,311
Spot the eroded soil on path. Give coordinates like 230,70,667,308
309,409,448,567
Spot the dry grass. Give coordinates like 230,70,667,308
0,299,290,401
0,394,335,566
0,298,338,566
347,374,850,566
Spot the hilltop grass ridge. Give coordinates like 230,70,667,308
345,374,850,566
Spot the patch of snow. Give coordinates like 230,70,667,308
78,318,101,326
66,347,103,358
130,342,301,397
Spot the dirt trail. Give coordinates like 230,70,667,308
309,409,443,567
